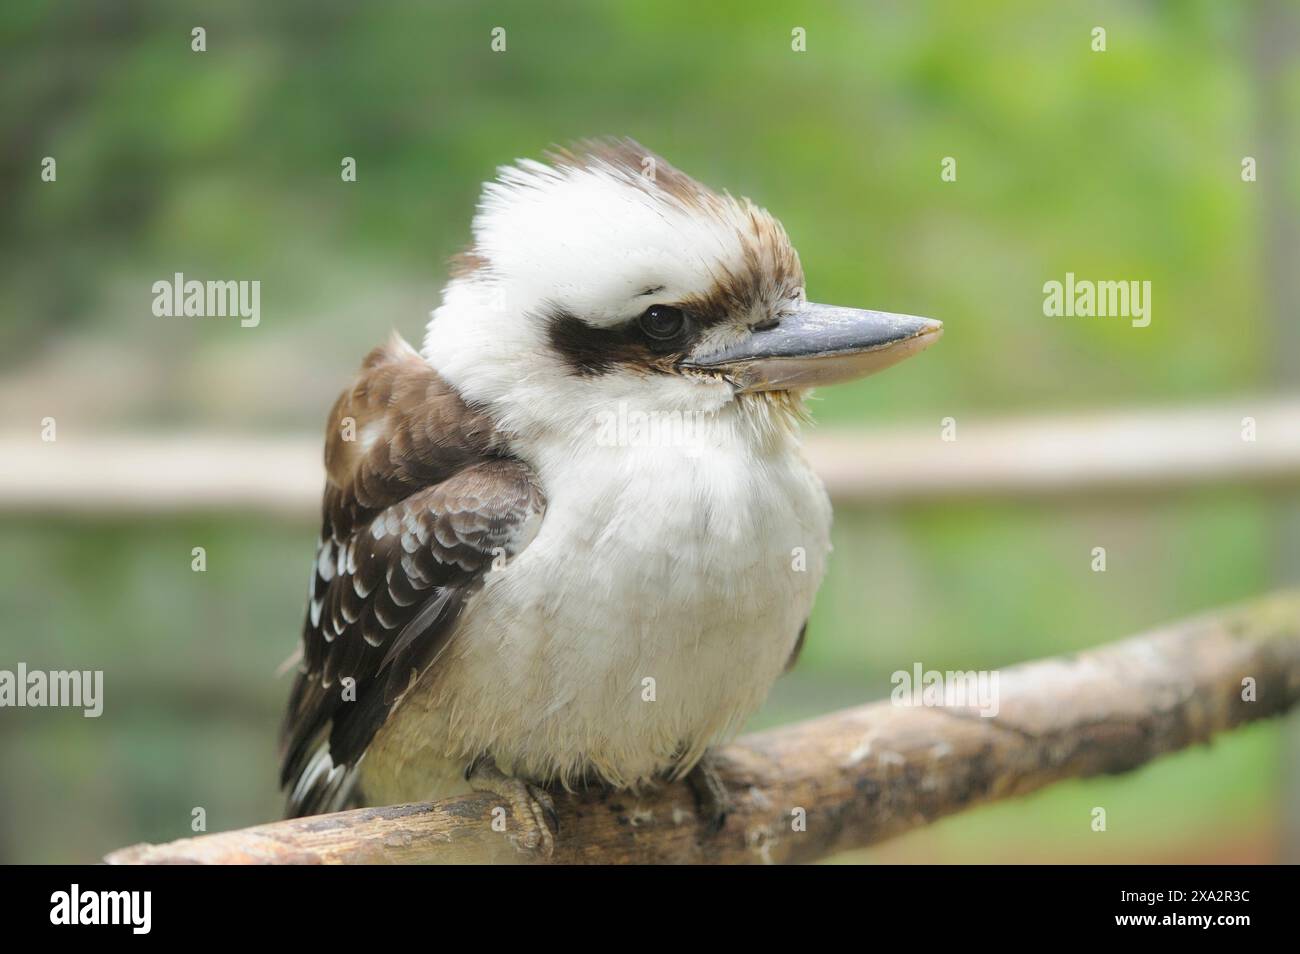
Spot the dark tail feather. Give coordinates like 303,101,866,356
283,739,362,818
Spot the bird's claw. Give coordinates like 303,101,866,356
685,754,730,834
467,757,558,858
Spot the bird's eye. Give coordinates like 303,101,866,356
638,305,686,342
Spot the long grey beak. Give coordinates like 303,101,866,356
681,302,942,392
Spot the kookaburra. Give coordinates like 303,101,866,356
280,139,940,853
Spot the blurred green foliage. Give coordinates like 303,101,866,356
1,1,1296,862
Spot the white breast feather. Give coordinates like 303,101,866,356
361,401,831,801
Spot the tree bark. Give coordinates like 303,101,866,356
105,590,1300,864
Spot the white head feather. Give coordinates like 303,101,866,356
423,140,805,442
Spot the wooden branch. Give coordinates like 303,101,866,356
6,398,1300,517
104,591,1300,864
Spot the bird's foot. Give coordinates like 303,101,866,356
466,756,558,858
684,753,730,834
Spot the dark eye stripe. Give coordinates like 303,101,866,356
544,305,699,377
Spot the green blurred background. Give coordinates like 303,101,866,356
2,0,1298,863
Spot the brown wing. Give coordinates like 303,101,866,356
279,335,545,816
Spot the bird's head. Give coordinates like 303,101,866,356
424,139,941,441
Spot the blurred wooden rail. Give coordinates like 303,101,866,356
3,399,1299,516
104,590,1300,864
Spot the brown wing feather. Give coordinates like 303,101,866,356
279,335,544,816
